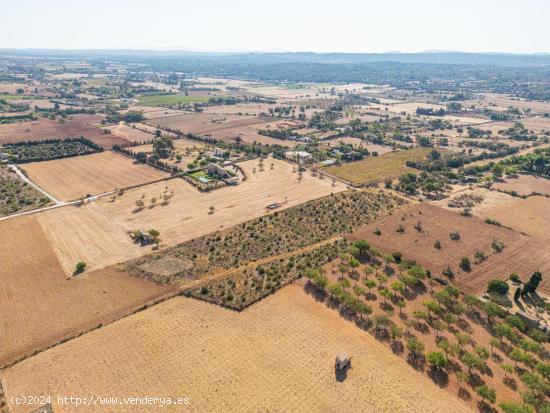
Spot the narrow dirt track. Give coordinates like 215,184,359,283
178,236,342,289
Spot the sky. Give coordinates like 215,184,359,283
2,0,549,53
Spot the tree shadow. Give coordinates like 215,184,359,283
503,376,517,390
457,318,473,333
407,354,426,371
490,352,502,363
335,365,350,383
458,387,471,402
303,283,327,303
428,368,449,388
414,322,430,334
380,302,394,313
477,401,498,413
468,373,484,388
391,340,404,355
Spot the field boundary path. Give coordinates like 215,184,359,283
8,164,62,204
178,236,342,290
0,237,342,370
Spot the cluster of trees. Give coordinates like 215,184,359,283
304,241,549,412
3,137,102,163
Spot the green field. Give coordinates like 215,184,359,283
0,94,42,101
325,147,431,185
138,94,209,107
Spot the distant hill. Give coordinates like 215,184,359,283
1,49,550,67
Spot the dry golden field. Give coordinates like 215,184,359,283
37,203,146,275
477,195,550,240
22,151,169,201
97,158,347,247
104,122,154,142
494,174,550,197
1,285,471,413
0,215,173,367
325,147,431,185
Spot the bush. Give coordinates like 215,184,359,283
510,273,520,283
459,257,471,272
75,261,87,274
449,231,460,241
487,279,509,295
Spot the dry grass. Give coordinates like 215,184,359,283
104,122,153,142
1,285,471,413
37,203,146,275
325,147,431,185
0,215,172,367
494,174,550,197
22,151,168,201
98,158,348,247
478,195,550,240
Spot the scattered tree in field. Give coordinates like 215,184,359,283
498,402,534,413
406,337,425,360
209,205,215,214
455,332,471,350
423,300,440,318
135,199,145,210
487,279,509,295
459,257,471,272
461,351,483,375
391,280,405,298
364,279,377,296
522,271,542,295
476,385,496,404
390,324,403,345
427,351,448,370
432,319,446,338
437,339,459,362
535,361,550,380
75,261,87,275
396,299,406,315
501,363,514,379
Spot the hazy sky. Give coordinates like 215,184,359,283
3,0,549,53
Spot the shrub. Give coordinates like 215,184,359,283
459,257,471,272
510,273,520,283
449,231,460,241
427,351,448,370
487,279,509,295
75,261,87,275
392,252,402,263
475,385,496,404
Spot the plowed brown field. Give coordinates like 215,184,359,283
348,204,521,291
0,115,129,149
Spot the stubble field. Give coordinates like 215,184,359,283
98,158,348,247
494,174,550,197
22,151,169,201
1,285,471,413
0,215,173,367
